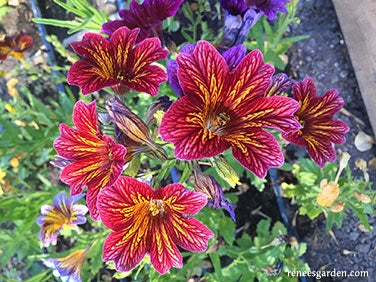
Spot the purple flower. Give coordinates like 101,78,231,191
247,0,290,20
220,0,290,46
36,192,88,247
102,0,184,43
42,249,87,282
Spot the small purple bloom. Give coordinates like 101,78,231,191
102,0,184,43
36,192,88,247
194,167,236,221
42,249,87,282
220,0,289,46
247,0,290,20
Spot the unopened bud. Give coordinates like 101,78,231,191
211,156,240,188
106,97,156,150
145,96,172,126
194,166,236,221
264,73,294,97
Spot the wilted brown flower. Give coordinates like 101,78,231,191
317,179,339,207
330,201,345,212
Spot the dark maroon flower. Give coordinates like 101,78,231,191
282,77,349,167
102,0,184,43
67,27,168,96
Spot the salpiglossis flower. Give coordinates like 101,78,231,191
53,101,126,221
98,176,214,275
42,249,87,282
67,26,168,96
0,33,33,61
36,192,88,247
282,77,350,167
160,41,300,178
102,0,184,43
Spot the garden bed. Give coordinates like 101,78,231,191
0,0,375,281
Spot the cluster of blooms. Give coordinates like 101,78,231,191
37,0,349,280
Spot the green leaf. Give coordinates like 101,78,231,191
23,271,51,282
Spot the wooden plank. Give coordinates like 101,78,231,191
333,0,376,135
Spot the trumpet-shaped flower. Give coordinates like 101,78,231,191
67,27,168,96
42,249,87,282
282,77,349,167
102,0,184,42
0,33,33,61
53,101,126,220
36,192,88,247
98,176,214,274
160,41,300,178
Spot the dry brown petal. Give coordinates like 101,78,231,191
330,201,345,212
317,181,339,207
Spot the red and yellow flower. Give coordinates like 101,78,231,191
98,176,214,274
67,26,168,96
36,192,88,247
160,41,300,178
0,33,33,61
53,101,126,220
282,77,349,167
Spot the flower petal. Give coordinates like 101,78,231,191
227,49,274,108
159,96,230,160
156,183,208,215
167,59,184,96
222,44,247,72
167,217,214,252
86,185,101,221
176,41,229,105
72,101,99,135
241,96,301,132
98,176,153,230
103,230,148,273
227,129,284,178
148,222,183,274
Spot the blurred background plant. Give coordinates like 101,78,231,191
0,0,374,281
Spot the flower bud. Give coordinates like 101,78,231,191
264,73,294,97
106,97,156,149
211,156,240,188
194,166,236,221
145,95,172,126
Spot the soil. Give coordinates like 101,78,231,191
0,0,375,282
286,1,375,281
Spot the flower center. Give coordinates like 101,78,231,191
149,199,165,217
206,112,230,135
